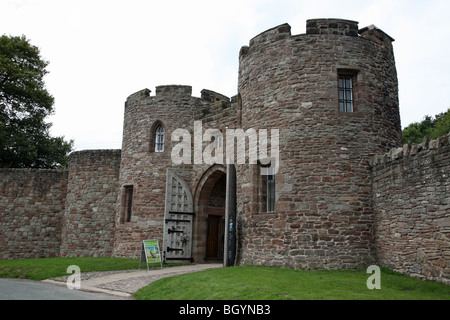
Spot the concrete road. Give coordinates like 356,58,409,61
0,278,127,300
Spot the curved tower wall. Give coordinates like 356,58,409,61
113,86,205,257
237,19,401,269
60,150,121,257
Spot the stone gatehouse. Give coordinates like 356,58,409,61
1,19,449,285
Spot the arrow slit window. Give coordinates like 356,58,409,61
121,185,133,223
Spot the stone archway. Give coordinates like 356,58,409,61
193,165,227,263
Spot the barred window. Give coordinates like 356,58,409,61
260,164,276,213
339,76,354,113
266,172,276,213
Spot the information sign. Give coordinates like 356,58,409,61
139,240,163,270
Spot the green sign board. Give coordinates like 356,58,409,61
139,240,163,270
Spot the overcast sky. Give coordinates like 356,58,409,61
1,0,449,151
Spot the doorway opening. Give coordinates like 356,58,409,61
194,167,226,263
205,174,226,261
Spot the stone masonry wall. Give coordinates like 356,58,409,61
59,150,121,257
0,169,68,259
371,134,450,284
191,92,238,262
236,19,401,270
113,86,206,258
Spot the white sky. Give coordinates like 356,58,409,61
1,0,449,151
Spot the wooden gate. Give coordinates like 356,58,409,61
163,170,194,262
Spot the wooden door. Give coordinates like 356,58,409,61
206,215,224,259
163,170,194,262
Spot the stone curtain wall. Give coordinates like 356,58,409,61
0,169,68,259
59,150,121,257
371,134,450,284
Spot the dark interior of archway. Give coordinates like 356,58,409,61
205,174,226,260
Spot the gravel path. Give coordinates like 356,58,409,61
49,264,223,296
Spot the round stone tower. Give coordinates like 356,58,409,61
236,19,401,269
113,85,204,257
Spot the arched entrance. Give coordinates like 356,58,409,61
193,165,227,263
204,173,226,260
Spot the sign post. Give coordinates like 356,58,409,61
139,240,163,270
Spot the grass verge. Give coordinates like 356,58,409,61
0,257,141,280
134,266,450,300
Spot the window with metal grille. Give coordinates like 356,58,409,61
155,125,165,152
266,172,276,213
339,76,354,113
259,162,276,213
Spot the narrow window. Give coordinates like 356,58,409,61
155,125,165,152
339,76,353,113
266,168,276,213
260,164,276,213
122,186,133,223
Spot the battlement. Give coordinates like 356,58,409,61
370,133,450,168
247,23,291,48
201,89,230,103
126,86,232,104
306,18,359,37
126,88,151,102
240,19,394,59
156,85,192,97
359,24,395,44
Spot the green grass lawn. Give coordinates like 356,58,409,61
0,257,141,280
134,266,450,300
1,258,449,300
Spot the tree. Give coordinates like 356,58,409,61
431,109,450,140
402,109,450,144
0,34,73,168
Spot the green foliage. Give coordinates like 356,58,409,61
402,109,450,144
0,34,73,169
432,109,450,140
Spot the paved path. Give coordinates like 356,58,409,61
43,263,223,299
0,278,124,300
